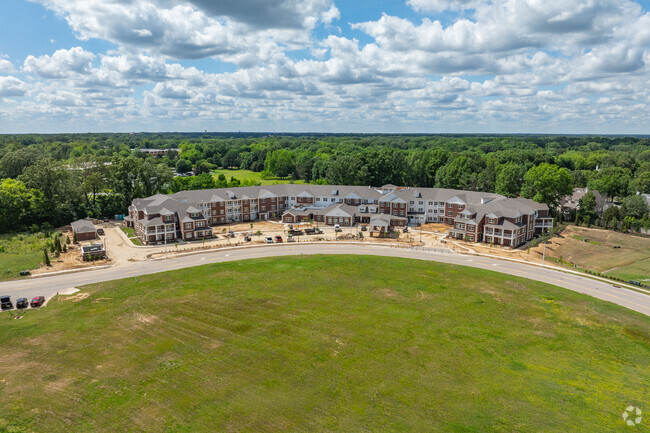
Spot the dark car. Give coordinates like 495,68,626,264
16,298,29,309
0,295,12,310
103,217,110,223
30,296,45,308
97,228,105,236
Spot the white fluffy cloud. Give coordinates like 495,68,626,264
0,76,28,97
24,47,95,78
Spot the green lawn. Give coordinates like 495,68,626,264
606,257,650,282
121,226,142,245
0,232,48,280
1,255,648,432
212,168,307,185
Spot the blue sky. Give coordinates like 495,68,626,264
0,0,649,133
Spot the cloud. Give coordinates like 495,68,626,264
23,47,95,78
407,0,484,12
30,0,335,64
2,0,647,133
0,58,14,74
0,76,28,97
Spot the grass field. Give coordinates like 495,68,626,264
212,168,307,185
0,233,47,280
547,226,649,282
0,255,648,432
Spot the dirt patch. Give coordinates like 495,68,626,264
44,376,73,394
135,313,158,325
60,292,90,302
378,288,398,297
420,223,451,233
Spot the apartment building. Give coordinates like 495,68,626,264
126,184,553,247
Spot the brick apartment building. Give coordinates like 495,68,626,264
126,184,553,247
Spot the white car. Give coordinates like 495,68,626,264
265,236,274,244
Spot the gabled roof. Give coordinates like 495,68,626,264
71,219,96,233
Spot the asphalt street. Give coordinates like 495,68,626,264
1,243,649,316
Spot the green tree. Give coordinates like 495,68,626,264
0,178,41,233
521,163,573,209
43,248,50,266
265,149,295,178
587,166,632,199
495,163,526,197
622,194,649,220
630,171,650,194
176,159,192,174
18,158,84,226
577,191,597,223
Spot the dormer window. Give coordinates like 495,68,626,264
488,217,495,224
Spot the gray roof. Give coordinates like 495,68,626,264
71,219,96,233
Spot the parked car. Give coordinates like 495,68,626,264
0,295,13,310
274,235,283,243
287,236,296,242
403,227,409,233
30,296,45,308
265,236,274,244
103,217,110,223
97,228,105,235
360,225,367,231
19,270,30,276
244,236,251,242
16,298,29,309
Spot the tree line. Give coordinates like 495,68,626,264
0,133,648,233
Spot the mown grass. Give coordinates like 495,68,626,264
0,255,648,432
212,168,307,185
606,257,650,282
0,232,47,280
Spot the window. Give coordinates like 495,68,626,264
290,197,295,200
196,221,204,228
316,197,321,201
184,223,192,229
409,201,414,205
448,203,453,208
165,215,172,221
488,218,495,224
428,201,433,205
261,206,266,211
447,211,452,216
418,201,424,205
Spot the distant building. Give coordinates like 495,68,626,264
71,219,97,241
560,188,608,219
139,148,180,157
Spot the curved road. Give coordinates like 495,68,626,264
1,243,649,316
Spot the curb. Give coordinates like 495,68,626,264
150,241,454,260
29,264,115,278
467,251,650,294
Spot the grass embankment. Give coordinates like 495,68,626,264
0,233,47,280
1,255,648,432
549,226,649,282
212,168,307,185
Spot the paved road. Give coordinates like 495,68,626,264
1,243,649,316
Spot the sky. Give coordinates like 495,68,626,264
0,0,649,134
